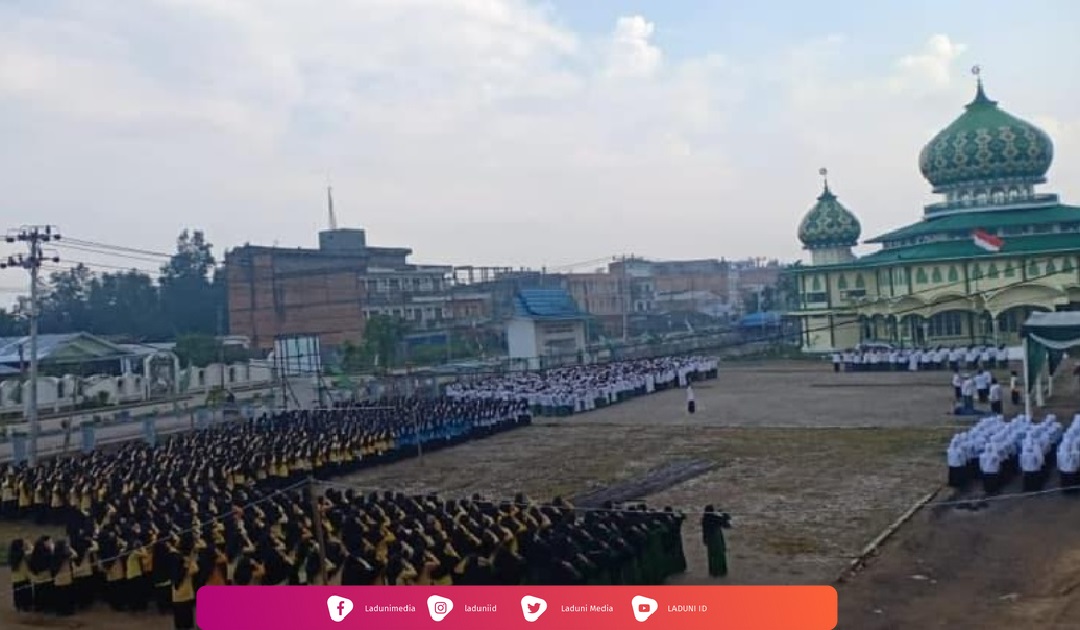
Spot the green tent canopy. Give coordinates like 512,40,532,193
1023,311,1080,393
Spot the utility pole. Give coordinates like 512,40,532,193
620,255,630,342
3,225,61,467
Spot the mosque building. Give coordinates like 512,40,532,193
787,71,1080,352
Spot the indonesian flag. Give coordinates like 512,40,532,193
972,229,1004,252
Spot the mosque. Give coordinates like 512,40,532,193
786,70,1080,353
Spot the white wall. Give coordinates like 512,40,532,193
536,320,586,359
507,319,539,364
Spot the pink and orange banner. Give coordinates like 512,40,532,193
197,585,837,629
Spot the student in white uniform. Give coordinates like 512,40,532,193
686,384,696,415
1020,443,1045,491
974,369,991,403
960,376,976,412
1058,440,1079,494
988,378,1003,415
951,372,963,402
947,441,967,488
980,447,1003,494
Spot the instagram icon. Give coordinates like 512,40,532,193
427,595,454,622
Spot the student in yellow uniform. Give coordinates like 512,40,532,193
170,544,199,630
1,474,16,517
32,480,47,525
52,540,76,616
125,536,151,612
71,538,98,611
17,479,32,519
100,536,127,611
28,536,55,613
8,539,33,613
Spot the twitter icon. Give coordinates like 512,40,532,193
521,595,548,622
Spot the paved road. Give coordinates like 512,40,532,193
0,410,212,463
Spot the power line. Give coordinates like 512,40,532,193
61,237,172,259
54,241,169,265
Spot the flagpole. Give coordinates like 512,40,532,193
1022,336,1032,419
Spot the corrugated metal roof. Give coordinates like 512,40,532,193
513,289,586,321
0,334,83,363
0,333,129,364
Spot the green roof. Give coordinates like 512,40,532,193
866,204,1080,243
795,232,1080,272
917,80,1053,191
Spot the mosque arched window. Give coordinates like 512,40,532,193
1004,261,1016,277
971,263,983,280
987,263,1000,278
1008,189,1019,201
811,276,821,292
991,191,1005,204
915,268,928,284
837,274,848,290
1046,259,1057,275
854,273,865,289
931,267,943,284
1028,260,1040,276
1064,257,1076,273
947,266,959,283
961,193,972,205
976,192,988,205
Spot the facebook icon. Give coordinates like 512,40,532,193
327,596,353,623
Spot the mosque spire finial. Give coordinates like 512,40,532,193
819,167,829,193
968,64,994,107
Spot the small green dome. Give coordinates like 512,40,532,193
797,184,861,250
918,80,1053,191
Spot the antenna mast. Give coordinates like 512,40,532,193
327,184,338,230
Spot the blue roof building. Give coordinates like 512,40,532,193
512,289,588,321
507,289,588,369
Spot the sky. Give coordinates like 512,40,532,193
2,0,1080,290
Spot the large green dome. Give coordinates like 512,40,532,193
797,184,861,250
918,80,1053,192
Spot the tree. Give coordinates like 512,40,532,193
85,270,168,338
37,264,94,333
159,229,222,335
360,315,408,369
0,308,25,336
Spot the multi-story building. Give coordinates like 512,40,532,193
225,225,454,352
785,75,1080,352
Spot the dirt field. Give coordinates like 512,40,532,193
0,361,1053,629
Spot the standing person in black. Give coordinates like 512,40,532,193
701,506,730,578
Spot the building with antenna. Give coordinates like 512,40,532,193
225,188,458,352
786,69,1080,352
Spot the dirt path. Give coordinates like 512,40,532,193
839,486,1080,630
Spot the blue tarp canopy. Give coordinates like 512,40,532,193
738,311,783,328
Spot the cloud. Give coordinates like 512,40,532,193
606,15,663,79
0,1,754,269
890,33,969,91
0,3,1074,278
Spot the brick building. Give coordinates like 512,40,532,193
225,227,453,352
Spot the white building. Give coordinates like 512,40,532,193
506,289,588,370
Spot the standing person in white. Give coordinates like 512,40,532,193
988,379,1003,415
686,384,696,415
980,447,1002,494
